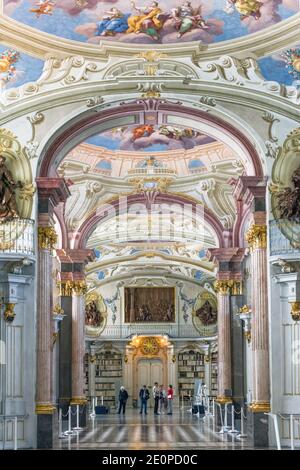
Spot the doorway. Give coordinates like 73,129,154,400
137,359,163,407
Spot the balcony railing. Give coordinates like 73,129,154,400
269,220,300,257
0,218,35,256
127,167,177,176
89,323,215,339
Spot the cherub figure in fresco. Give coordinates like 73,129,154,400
171,1,209,38
224,0,262,21
132,124,155,141
30,0,56,18
127,1,167,40
96,8,131,37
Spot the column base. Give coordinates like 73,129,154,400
247,407,269,447
249,401,270,413
37,412,55,449
215,395,232,405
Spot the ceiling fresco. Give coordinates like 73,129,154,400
0,45,44,91
85,125,216,152
3,0,299,45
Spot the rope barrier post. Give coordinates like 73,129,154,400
237,407,247,439
290,414,294,450
266,413,281,450
58,408,64,439
90,397,96,418
228,404,238,434
217,403,227,434
64,406,74,436
212,399,215,418
73,405,83,431
13,417,17,451
101,396,104,406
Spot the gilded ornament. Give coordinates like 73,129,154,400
239,305,251,314
244,330,251,343
38,226,57,250
35,404,55,414
57,280,87,296
70,397,87,405
245,224,267,250
289,302,300,322
214,280,242,296
3,303,16,322
249,402,270,413
216,395,232,405
140,336,160,356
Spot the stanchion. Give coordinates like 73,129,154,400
218,402,230,434
58,408,65,438
73,405,83,431
101,396,104,406
228,405,238,434
14,417,18,451
212,399,215,418
290,414,294,450
90,397,96,418
266,413,281,450
237,407,247,439
64,406,74,436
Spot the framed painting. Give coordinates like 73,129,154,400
124,287,175,323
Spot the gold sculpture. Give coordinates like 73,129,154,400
0,155,22,220
38,226,57,250
289,302,300,322
4,303,16,322
245,224,267,250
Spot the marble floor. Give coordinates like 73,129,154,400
55,408,252,450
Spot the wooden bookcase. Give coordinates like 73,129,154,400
93,350,123,408
211,351,218,397
178,350,205,399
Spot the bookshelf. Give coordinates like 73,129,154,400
84,353,89,398
178,350,205,399
211,351,218,397
93,350,123,408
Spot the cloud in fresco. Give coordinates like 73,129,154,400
3,0,23,16
282,0,300,10
242,0,282,33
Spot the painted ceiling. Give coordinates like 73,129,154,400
3,0,299,45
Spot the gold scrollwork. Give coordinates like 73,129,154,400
245,224,267,251
38,226,57,250
57,280,87,297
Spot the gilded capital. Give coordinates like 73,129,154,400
245,224,267,250
35,403,56,414
249,402,270,413
57,280,87,297
214,280,242,296
38,226,57,250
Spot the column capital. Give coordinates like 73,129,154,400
245,224,267,250
206,248,246,264
214,280,243,296
57,280,87,297
38,226,57,250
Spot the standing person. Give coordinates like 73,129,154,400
117,386,129,414
159,385,166,414
167,384,174,415
153,382,160,415
139,385,150,414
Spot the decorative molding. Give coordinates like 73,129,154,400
27,111,45,143
245,224,267,250
199,96,217,107
262,111,279,143
35,404,55,414
86,96,104,108
38,226,57,250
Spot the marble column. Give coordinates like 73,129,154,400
214,281,232,404
70,281,87,406
246,224,270,412
36,227,57,448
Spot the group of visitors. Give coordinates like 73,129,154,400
117,383,174,415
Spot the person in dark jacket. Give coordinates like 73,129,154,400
117,386,129,414
139,385,150,415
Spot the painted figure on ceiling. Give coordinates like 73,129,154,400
30,0,56,18
132,125,155,140
127,1,166,40
224,0,262,21
96,8,130,37
171,2,209,38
